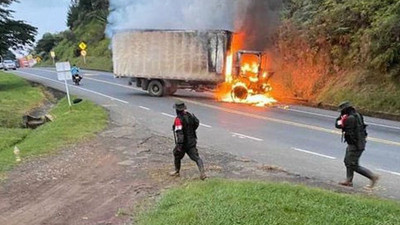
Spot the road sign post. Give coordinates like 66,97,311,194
56,62,73,108
81,50,87,64
50,51,56,65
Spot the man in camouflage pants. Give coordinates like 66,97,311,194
170,100,206,180
335,101,379,188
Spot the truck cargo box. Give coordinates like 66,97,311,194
112,30,232,83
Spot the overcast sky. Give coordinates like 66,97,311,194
10,0,70,41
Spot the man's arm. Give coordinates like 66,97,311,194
335,114,349,129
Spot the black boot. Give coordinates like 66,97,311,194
196,158,207,180
339,167,354,187
170,159,181,177
356,166,379,188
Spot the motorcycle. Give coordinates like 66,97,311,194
72,74,82,85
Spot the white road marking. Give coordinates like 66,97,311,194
291,147,336,160
376,168,400,176
29,69,400,132
231,132,263,142
281,107,400,131
161,113,175,118
200,123,212,128
15,70,128,104
176,97,400,147
139,106,150,111
85,77,147,93
31,68,147,93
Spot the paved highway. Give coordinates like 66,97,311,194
11,67,400,200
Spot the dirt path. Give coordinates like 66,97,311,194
0,110,363,225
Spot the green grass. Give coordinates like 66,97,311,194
0,97,108,173
137,179,400,225
0,128,31,151
0,72,45,128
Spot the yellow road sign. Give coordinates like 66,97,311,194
81,50,87,57
50,51,55,58
79,42,87,50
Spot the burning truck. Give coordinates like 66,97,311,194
112,29,276,106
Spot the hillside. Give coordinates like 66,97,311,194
270,0,400,114
36,0,112,71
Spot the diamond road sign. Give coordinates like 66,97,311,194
79,42,87,50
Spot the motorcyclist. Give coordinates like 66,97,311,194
71,64,82,84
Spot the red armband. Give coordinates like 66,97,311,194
174,117,183,131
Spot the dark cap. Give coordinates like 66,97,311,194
338,101,353,111
173,100,186,111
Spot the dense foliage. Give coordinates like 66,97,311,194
67,0,109,30
37,0,111,70
278,0,400,79
0,0,37,55
35,33,62,59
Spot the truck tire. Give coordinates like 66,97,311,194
148,80,164,97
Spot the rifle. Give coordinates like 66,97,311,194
172,125,177,144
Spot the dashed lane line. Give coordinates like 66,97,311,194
174,97,400,147
280,107,400,131
139,106,150,111
161,113,175,118
27,69,400,146
376,168,400,177
291,147,336,160
31,68,147,93
14,70,129,104
231,132,263,142
200,123,212,128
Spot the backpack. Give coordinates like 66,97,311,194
355,113,368,138
354,113,368,150
188,113,200,131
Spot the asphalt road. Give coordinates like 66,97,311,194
10,67,400,200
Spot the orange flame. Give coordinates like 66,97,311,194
216,33,277,107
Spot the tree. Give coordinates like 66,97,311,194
4,49,15,59
35,33,61,54
67,0,109,29
0,0,37,55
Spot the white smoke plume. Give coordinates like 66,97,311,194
107,0,282,50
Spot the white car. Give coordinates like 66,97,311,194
3,60,17,70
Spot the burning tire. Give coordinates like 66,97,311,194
148,80,164,97
231,83,248,101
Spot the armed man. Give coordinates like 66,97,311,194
170,100,206,180
335,101,379,188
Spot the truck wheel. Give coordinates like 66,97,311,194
148,80,164,97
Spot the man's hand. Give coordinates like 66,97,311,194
175,145,183,152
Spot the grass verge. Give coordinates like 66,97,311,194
317,70,400,115
0,97,108,173
137,179,400,225
0,72,45,128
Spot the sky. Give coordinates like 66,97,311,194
10,0,70,42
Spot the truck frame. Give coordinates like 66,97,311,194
112,29,232,96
